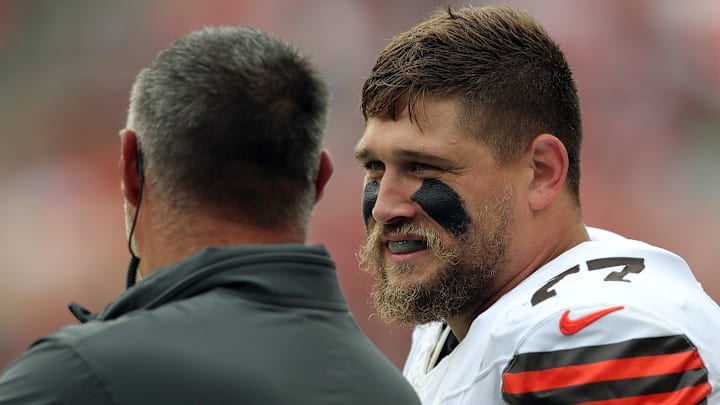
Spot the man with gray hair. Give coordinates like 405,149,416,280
0,26,420,404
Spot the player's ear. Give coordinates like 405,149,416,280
526,134,568,211
119,128,142,206
313,149,333,203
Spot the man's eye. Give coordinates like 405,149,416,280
414,163,434,172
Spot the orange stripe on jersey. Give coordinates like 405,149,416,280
502,335,710,404
573,382,711,405
503,350,705,394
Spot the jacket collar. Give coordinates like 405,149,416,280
69,244,346,323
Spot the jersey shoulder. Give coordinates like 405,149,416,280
496,231,720,404
500,303,716,404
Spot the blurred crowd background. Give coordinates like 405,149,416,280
0,0,718,369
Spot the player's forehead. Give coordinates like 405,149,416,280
355,99,472,160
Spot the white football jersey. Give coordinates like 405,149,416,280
403,227,720,404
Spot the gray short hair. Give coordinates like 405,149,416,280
127,26,329,228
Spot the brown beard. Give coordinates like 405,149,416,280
358,187,512,325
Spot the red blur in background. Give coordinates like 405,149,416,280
0,0,718,369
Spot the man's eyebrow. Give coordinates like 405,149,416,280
354,147,455,166
397,149,441,161
397,150,455,166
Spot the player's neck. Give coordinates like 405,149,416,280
135,205,306,279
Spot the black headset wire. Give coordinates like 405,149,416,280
125,149,144,289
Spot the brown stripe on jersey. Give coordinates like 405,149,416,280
502,334,709,404
505,335,693,372
503,350,704,394
502,368,709,404
570,385,709,405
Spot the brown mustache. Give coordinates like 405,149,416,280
365,222,459,265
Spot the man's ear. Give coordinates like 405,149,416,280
119,128,142,207
527,134,569,211
313,149,334,203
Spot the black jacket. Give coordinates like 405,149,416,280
0,244,421,404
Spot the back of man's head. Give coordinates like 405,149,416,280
127,26,329,230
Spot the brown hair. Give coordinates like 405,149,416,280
362,6,583,205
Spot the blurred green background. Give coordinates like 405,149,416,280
0,0,718,369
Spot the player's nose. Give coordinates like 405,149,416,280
371,174,419,226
